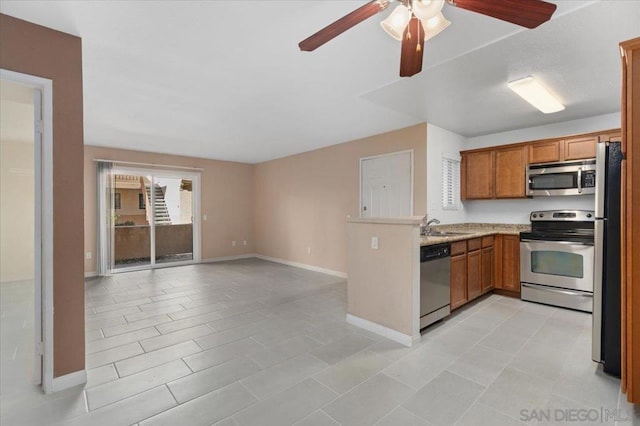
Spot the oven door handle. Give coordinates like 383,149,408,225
520,238,594,246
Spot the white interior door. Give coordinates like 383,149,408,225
360,150,413,218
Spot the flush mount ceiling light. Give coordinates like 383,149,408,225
508,76,565,114
299,0,557,78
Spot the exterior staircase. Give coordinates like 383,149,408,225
145,185,172,225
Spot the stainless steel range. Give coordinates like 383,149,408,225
519,210,595,312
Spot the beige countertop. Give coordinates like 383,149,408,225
419,223,530,246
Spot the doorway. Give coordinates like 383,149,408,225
0,70,53,393
99,166,201,273
360,150,413,218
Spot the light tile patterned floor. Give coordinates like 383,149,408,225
1,258,638,425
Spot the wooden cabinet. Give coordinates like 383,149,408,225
495,146,527,198
462,151,494,199
450,253,467,310
450,241,468,309
481,236,495,293
450,237,494,310
466,248,482,300
495,234,521,294
563,136,597,160
529,140,561,163
599,131,622,143
461,130,617,201
620,37,640,404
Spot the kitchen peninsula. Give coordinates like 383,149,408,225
346,218,529,347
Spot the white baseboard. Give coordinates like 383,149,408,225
200,254,257,263
346,314,420,348
50,369,86,393
84,272,97,278
254,254,347,279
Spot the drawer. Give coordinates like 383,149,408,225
467,238,482,251
481,236,494,248
451,241,467,256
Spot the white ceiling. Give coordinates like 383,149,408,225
1,1,638,163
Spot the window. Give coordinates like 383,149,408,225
139,193,145,210
442,156,461,210
114,192,121,210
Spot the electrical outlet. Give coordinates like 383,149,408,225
203,214,207,221
86,251,92,260
307,247,312,254
243,240,247,246
232,240,237,247
371,236,379,250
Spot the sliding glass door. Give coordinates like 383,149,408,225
102,166,200,273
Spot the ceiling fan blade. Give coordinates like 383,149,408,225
448,0,557,29
399,17,425,77
298,0,389,52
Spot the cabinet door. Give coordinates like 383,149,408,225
463,151,494,199
501,235,521,293
467,250,482,300
495,147,527,198
599,131,622,143
564,136,597,160
451,254,467,310
529,141,560,164
481,246,494,292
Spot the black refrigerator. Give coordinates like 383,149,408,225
592,141,623,377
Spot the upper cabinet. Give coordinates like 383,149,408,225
495,146,527,198
529,140,561,163
563,136,597,161
462,151,494,199
528,136,598,164
461,129,618,200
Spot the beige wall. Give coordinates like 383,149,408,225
254,123,427,274
347,222,418,337
84,145,255,273
1,13,85,377
0,141,34,282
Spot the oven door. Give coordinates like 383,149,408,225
520,239,594,292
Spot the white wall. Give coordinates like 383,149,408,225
426,124,466,224
426,113,620,224
465,112,620,149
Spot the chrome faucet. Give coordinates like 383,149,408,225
420,215,440,236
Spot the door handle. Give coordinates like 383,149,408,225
363,206,367,211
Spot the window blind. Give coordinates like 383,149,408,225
442,156,461,210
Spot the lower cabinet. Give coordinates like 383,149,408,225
494,234,521,294
450,237,495,311
451,252,467,310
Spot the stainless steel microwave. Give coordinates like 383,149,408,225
526,159,596,196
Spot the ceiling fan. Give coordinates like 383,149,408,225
298,0,557,77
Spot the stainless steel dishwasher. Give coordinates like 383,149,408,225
420,243,451,329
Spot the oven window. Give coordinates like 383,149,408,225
530,173,577,190
530,251,584,278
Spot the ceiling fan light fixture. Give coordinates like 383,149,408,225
411,0,445,21
508,76,565,114
381,4,411,41
421,12,450,41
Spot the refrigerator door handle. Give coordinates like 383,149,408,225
592,219,604,362
595,142,606,218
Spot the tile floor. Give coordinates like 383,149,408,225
1,258,639,425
